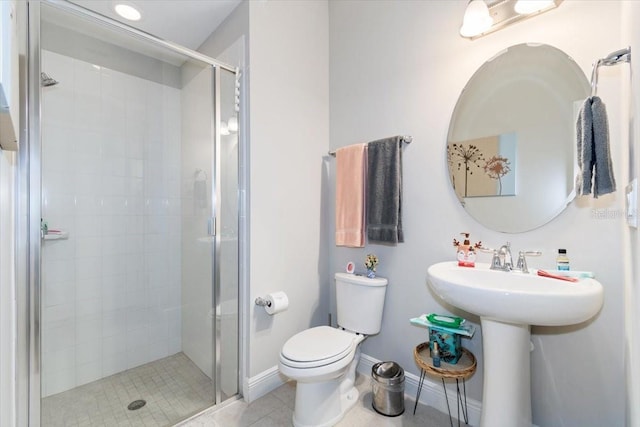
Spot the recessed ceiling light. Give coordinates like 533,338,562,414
114,3,142,21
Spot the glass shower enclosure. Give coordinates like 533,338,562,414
20,2,240,425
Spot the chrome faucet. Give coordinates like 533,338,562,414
488,242,542,273
490,242,513,271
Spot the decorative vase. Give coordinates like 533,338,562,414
367,269,376,279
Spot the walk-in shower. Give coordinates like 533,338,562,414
18,1,241,425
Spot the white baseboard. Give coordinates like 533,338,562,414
358,353,482,426
243,365,287,403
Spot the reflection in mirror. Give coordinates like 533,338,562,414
448,133,516,198
447,43,589,233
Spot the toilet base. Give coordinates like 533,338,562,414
291,348,361,427
292,380,359,427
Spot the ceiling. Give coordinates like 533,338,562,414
69,0,242,50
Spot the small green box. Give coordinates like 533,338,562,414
429,326,462,364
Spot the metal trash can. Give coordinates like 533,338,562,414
371,361,405,416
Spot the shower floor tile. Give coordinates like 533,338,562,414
42,352,214,427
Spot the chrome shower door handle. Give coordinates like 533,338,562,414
208,217,216,236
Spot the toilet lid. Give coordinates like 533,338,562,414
282,326,356,364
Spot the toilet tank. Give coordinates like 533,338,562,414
335,273,388,335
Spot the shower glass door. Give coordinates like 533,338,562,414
33,2,239,425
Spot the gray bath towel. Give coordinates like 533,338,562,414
366,136,404,244
576,98,594,195
576,96,616,198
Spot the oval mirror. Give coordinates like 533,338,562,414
447,43,589,233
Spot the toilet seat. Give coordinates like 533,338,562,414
280,326,358,369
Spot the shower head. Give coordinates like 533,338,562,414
41,72,59,87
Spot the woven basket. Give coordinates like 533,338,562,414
414,342,476,380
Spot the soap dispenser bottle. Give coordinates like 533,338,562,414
453,232,482,268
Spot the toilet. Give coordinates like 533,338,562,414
279,272,388,427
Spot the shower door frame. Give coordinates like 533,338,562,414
16,1,243,425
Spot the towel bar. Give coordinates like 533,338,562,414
328,135,412,157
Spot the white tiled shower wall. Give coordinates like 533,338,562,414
41,50,182,397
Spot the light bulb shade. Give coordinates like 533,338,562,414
460,0,493,38
514,0,555,15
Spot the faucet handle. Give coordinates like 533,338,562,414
490,250,502,270
498,242,513,269
478,246,508,270
515,250,542,274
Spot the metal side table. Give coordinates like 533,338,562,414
413,342,477,427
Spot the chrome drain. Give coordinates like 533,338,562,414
127,399,146,411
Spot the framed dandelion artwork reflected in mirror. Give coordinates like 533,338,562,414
448,132,516,198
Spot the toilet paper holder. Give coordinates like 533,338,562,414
255,297,271,307
255,292,289,315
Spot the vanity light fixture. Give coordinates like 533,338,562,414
460,0,493,38
114,2,142,21
460,0,562,40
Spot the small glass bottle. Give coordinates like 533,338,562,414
432,342,441,367
556,249,570,271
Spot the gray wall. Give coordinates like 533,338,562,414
329,1,628,426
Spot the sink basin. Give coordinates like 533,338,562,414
427,261,604,427
427,261,604,326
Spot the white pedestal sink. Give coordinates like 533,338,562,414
427,261,604,427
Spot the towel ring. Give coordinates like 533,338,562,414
590,47,631,96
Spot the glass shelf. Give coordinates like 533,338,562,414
43,232,68,240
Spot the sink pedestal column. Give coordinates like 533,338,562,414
480,318,532,427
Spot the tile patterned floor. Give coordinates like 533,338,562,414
180,373,468,427
42,352,214,427
42,355,467,427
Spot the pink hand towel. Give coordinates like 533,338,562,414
335,143,368,247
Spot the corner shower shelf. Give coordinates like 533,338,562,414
43,231,69,240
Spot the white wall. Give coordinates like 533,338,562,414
0,3,16,424
329,1,627,426
622,2,640,426
40,50,183,396
247,0,330,378
0,147,16,427
1,0,19,148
